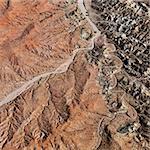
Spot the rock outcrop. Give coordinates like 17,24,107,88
0,0,149,149
0,0,91,99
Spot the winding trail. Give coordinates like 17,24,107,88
78,0,100,33
0,0,100,107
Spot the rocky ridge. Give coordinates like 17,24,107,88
0,0,149,149
0,0,92,99
87,0,150,149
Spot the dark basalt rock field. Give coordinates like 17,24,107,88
87,0,150,149
0,0,149,149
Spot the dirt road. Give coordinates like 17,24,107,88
0,0,100,107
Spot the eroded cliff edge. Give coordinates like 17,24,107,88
87,0,150,149
0,0,149,150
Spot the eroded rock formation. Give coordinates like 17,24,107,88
0,0,149,149
0,0,91,99
87,0,150,149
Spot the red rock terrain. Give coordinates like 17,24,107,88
0,0,91,99
0,51,108,149
0,0,108,149
0,0,149,150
